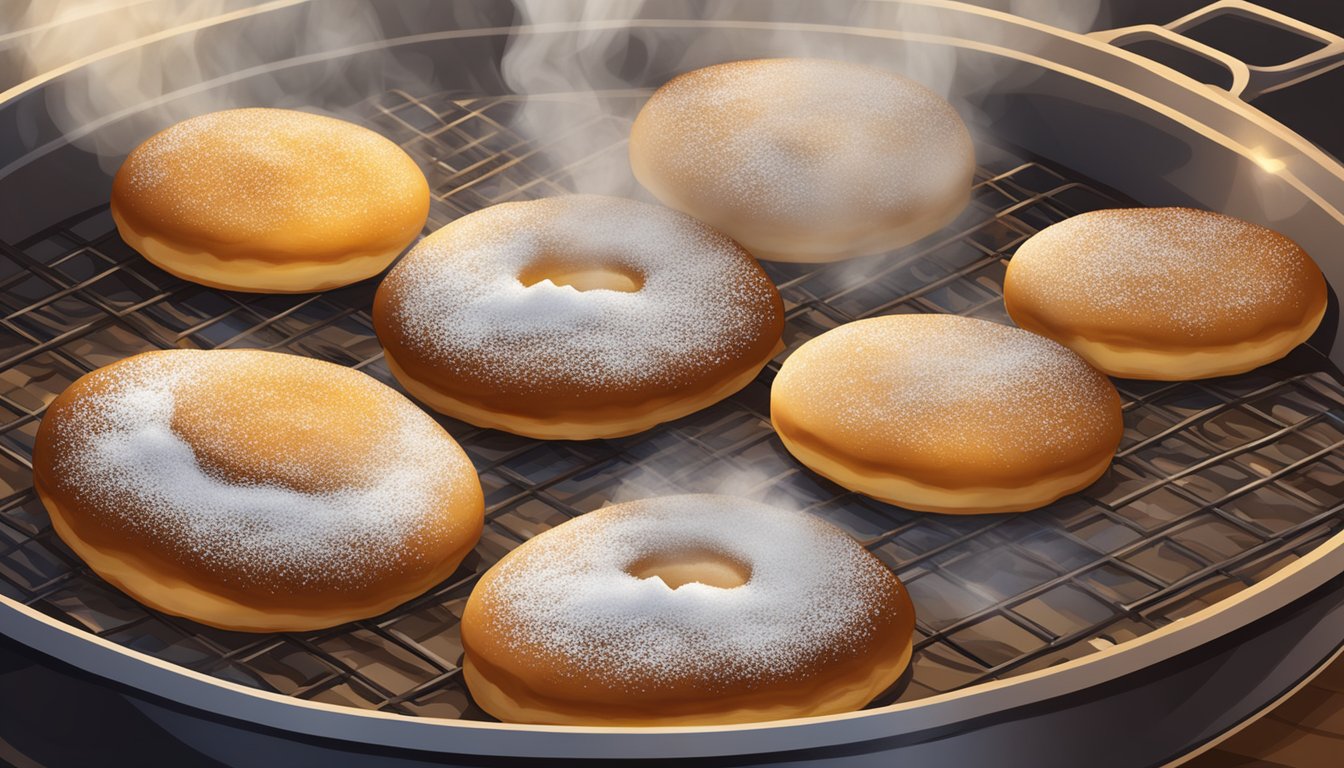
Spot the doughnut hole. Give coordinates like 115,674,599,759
518,256,644,293
372,195,786,440
626,548,752,589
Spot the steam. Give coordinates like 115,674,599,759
496,0,1108,340
9,0,1105,181
1009,0,1103,32
9,1,1111,505
608,448,806,515
7,0,420,172
495,0,1104,506
500,0,1103,197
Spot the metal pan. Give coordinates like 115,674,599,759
0,1,1342,765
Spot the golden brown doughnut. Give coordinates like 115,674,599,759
1004,207,1328,380
373,195,784,440
32,349,483,632
111,108,429,293
629,58,975,263
460,495,915,726
771,315,1123,514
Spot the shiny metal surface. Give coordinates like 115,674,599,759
1,2,1343,764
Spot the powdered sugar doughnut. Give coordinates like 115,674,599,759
460,495,915,726
373,195,784,439
1004,208,1329,380
111,108,429,293
772,315,1123,514
32,349,483,632
630,58,975,263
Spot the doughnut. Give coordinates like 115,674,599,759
31,349,483,632
772,315,1123,514
111,108,429,293
629,58,975,263
1004,207,1329,380
460,495,915,726
373,195,784,440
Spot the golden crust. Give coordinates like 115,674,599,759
459,497,916,726
771,315,1124,514
35,479,478,632
111,108,429,293
110,206,406,294
630,58,974,263
1004,207,1328,380
31,349,484,632
382,342,779,440
461,638,914,727
1011,305,1327,381
774,426,1115,515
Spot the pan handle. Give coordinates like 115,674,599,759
1089,0,1344,101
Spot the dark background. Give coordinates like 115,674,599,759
1097,0,1344,160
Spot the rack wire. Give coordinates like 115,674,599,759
0,89,1341,718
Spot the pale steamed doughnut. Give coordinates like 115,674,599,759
460,495,915,726
771,315,1123,514
1004,207,1329,380
373,195,784,440
111,108,430,293
32,349,484,632
630,58,975,263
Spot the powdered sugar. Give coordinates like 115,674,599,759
380,195,780,393
1009,207,1314,336
777,314,1118,462
47,350,474,590
634,58,973,223
119,108,417,235
475,495,902,688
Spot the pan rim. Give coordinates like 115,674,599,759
3,0,1343,758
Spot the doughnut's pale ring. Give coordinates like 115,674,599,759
461,495,915,726
373,195,785,440
31,349,484,632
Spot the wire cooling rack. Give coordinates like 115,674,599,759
0,89,1341,718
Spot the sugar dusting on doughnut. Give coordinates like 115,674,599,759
629,57,975,266
383,195,780,392
476,495,900,688
771,314,1123,513
47,350,472,590
811,313,1107,457
635,58,969,222
776,314,1119,469
1009,207,1315,336
119,108,415,234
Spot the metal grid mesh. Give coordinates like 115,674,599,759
1,88,1342,718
